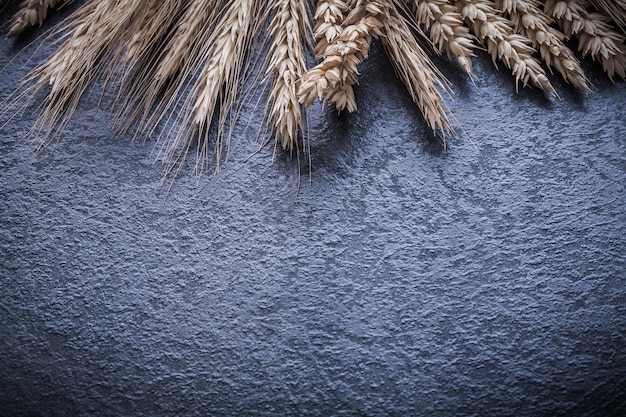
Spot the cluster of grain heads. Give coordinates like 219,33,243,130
454,0,557,95
545,0,626,80
497,0,588,90
2,0,626,178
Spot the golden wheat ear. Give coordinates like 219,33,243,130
160,0,262,177
298,0,388,113
20,0,142,146
545,0,626,81
413,0,477,77
590,0,626,35
454,0,556,95
381,0,454,136
496,0,588,91
7,0,70,38
263,0,312,155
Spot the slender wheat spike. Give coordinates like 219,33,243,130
298,0,388,112
544,0,626,80
497,0,588,90
7,0,65,38
413,0,477,76
22,0,140,143
164,0,260,174
590,0,626,35
381,0,453,135
453,0,556,95
265,0,311,154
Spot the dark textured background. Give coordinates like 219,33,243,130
1,2,625,416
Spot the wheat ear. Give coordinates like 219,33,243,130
454,0,556,95
7,0,65,38
413,0,477,76
298,0,387,112
116,0,223,141
162,0,259,175
265,0,311,154
381,1,453,135
22,0,140,142
312,0,351,59
545,0,626,80
497,0,588,90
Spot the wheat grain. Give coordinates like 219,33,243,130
265,0,311,154
7,0,66,38
413,0,477,76
498,0,588,90
298,0,387,112
454,0,556,95
545,0,626,80
312,0,350,59
381,0,453,135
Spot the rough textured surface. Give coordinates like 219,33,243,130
1,3,625,416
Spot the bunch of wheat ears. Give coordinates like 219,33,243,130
2,0,625,175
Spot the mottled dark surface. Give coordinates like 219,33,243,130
1,3,625,417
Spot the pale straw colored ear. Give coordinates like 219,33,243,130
265,0,311,155
545,0,626,81
497,0,588,91
454,0,556,95
173,0,261,175
298,0,388,113
7,0,65,38
413,0,477,77
21,0,141,144
381,0,454,136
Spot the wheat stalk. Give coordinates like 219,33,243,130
381,0,453,135
298,0,388,112
454,0,556,95
413,0,477,76
265,0,311,154
544,0,626,80
7,0,67,38
497,0,588,90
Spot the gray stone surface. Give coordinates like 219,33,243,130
1,3,625,416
